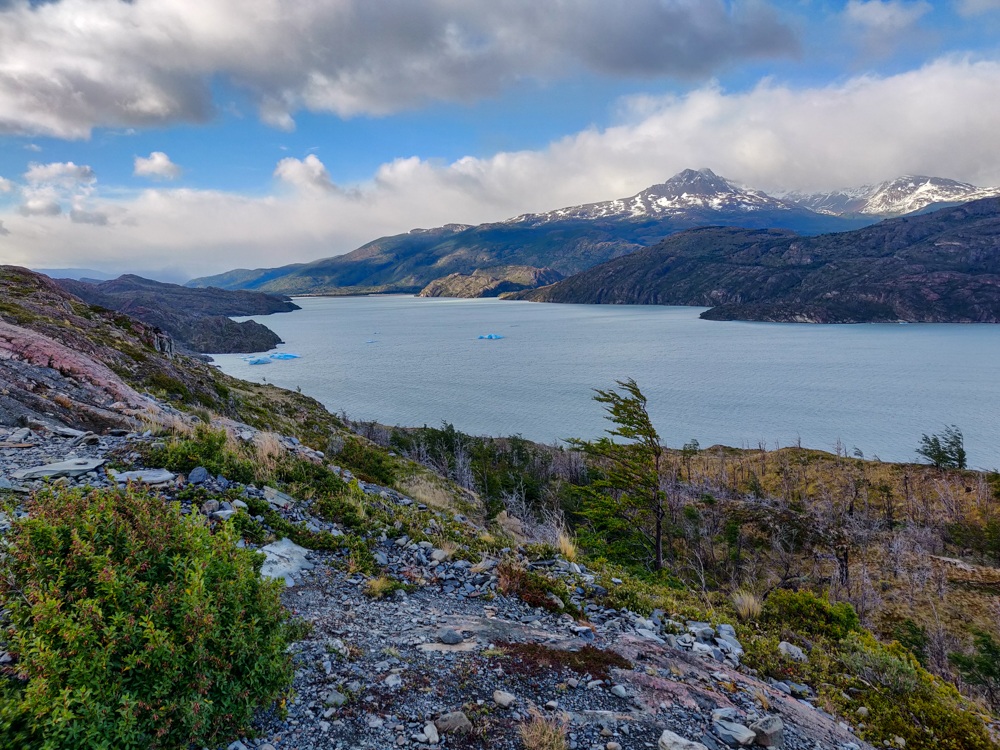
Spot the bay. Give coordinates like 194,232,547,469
212,295,1000,468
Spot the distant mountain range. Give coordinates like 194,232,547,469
54,274,299,354
780,175,1000,217
511,197,1000,323
188,168,1000,299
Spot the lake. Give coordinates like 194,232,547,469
212,296,1000,468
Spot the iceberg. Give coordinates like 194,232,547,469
478,334,504,340
269,353,301,359
248,357,271,365
365,340,377,344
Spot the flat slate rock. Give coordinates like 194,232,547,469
12,457,106,480
260,537,314,587
108,468,175,485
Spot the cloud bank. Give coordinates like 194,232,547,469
0,0,798,138
2,57,1000,277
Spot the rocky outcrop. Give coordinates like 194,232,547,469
417,265,563,298
55,274,298,353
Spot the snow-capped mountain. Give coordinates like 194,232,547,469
783,176,1000,217
506,168,803,226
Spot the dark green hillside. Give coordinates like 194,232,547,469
514,197,1000,323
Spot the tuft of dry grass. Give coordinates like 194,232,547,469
518,707,568,750
752,686,771,711
557,530,577,563
437,539,459,559
364,576,398,599
732,589,762,622
252,431,284,480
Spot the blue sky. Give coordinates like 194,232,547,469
1,0,1000,279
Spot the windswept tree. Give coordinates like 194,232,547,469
917,425,967,469
571,379,670,571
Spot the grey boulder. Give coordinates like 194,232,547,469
260,538,314,587
435,711,473,735
750,716,784,748
188,466,209,484
778,641,808,663
713,720,756,747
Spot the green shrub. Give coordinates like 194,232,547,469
762,589,860,641
146,424,256,484
0,487,292,749
838,633,997,750
337,437,396,486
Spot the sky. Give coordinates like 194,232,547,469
1,0,1000,281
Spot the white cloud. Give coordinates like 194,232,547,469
843,0,932,56
24,161,95,186
956,0,1000,15
845,0,932,32
0,221,8,236
18,197,62,216
3,57,1000,275
24,143,41,151
274,155,339,194
134,152,182,180
0,0,797,138
0,176,13,193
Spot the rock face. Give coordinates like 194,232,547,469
55,274,298,354
260,538,315,587
515,197,1000,324
418,266,563,298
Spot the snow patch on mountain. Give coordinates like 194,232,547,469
504,168,800,226
782,176,1000,217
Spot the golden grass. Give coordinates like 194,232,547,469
752,686,770,711
396,473,466,513
731,589,763,622
252,431,284,481
557,530,577,563
518,707,568,750
364,576,397,599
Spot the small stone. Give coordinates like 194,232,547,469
188,466,209,484
607,743,622,750
201,499,220,515
659,729,709,750
545,700,558,709
430,548,449,562
778,641,808,663
423,723,440,744
712,708,738,723
435,711,473,735
324,690,348,706
856,706,870,718
567,678,580,688
385,673,402,688
493,690,516,708
610,684,627,698
227,742,249,750
439,628,464,645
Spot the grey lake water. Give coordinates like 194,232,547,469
212,295,1000,468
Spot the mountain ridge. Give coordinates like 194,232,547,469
510,196,1000,323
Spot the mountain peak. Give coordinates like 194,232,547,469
506,168,796,225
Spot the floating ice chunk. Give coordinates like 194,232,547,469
269,353,301,359
248,357,271,365
478,334,504,339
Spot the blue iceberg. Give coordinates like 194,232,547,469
269,353,301,359
248,357,271,365
478,334,504,340
365,340,377,344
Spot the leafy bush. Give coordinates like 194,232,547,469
916,425,967,469
839,633,997,750
146,424,256,484
0,487,292,749
762,589,860,641
949,630,1000,712
337,437,396,486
